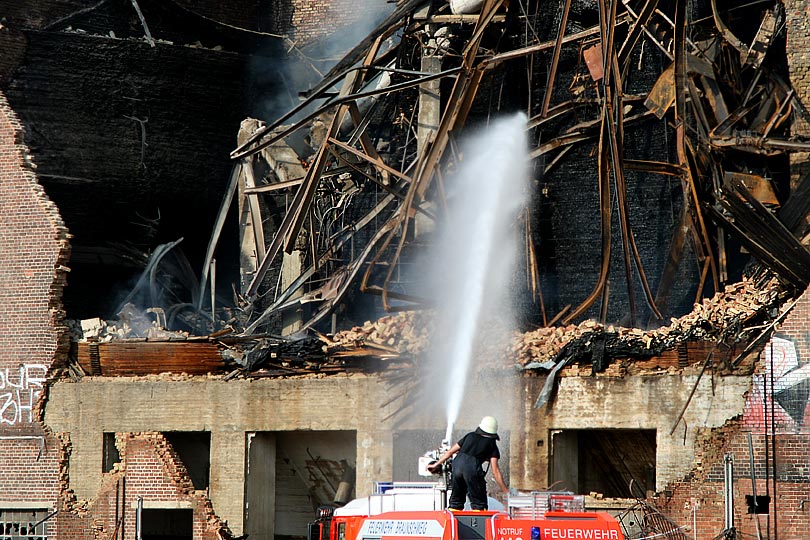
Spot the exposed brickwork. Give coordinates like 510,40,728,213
0,437,60,500
290,0,390,46
785,0,810,185
659,428,810,540
772,286,810,362
0,89,70,419
87,433,227,540
171,0,262,33
786,0,810,137
36,432,226,540
0,90,70,540
652,284,810,539
0,24,27,86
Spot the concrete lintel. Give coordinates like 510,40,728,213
128,500,193,509
0,502,54,510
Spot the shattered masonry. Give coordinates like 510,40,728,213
3,0,810,540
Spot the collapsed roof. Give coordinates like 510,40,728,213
213,0,809,334
54,0,810,380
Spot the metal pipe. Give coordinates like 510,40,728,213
770,340,778,539
210,258,217,328
747,433,762,540
723,454,734,531
121,476,126,540
136,496,143,540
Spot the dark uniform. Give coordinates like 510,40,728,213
448,428,500,510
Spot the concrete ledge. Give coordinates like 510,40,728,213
0,502,54,510
129,500,194,509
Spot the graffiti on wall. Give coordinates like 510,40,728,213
0,364,47,425
744,336,810,433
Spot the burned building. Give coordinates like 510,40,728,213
2,0,810,539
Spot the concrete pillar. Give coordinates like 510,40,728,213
281,250,305,335
414,26,444,240
513,378,549,490
209,430,247,535
68,428,104,501
245,432,276,540
417,45,442,158
356,428,394,496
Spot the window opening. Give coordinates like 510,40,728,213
103,432,121,473
0,509,49,540
163,431,211,490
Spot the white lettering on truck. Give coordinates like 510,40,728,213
358,520,445,540
497,526,524,540
543,529,619,539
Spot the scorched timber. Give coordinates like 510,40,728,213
77,341,226,376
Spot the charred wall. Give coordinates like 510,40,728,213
524,0,702,326
786,0,810,184
4,29,252,318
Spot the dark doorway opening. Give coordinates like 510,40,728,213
549,429,656,498
141,508,192,540
102,432,121,473
244,430,356,540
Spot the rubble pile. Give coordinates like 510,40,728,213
512,276,786,368
327,311,434,356
309,274,785,373
63,276,790,378
67,303,191,342
318,275,789,372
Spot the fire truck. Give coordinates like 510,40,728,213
308,483,625,540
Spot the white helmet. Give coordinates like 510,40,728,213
479,416,498,435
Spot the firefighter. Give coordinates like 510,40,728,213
427,416,509,510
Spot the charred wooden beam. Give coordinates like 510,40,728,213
540,0,572,117
243,193,397,334
710,181,810,290
779,170,810,236
709,133,810,155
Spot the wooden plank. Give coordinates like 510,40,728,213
77,341,226,376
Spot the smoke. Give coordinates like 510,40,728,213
420,113,529,442
249,0,395,122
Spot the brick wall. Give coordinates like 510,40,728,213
171,0,261,33
0,91,69,426
785,0,810,137
43,432,225,540
660,429,810,540
785,0,810,184
290,0,391,46
90,433,226,540
656,285,810,539
0,24,26,86
0,90,70,534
